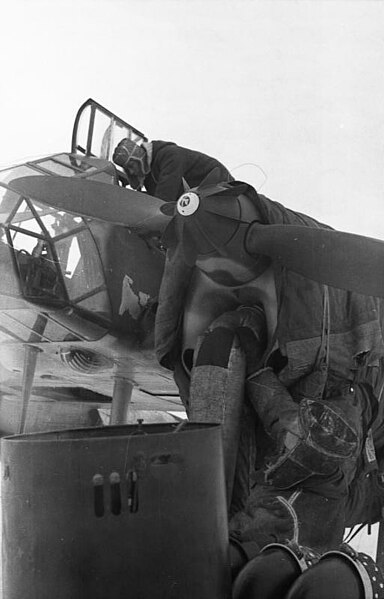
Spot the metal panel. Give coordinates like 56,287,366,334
2,422,231,599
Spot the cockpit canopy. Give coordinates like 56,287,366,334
0,153,115,321
71,98,147,186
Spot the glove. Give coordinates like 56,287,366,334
247,368,358,489
247,367,300,440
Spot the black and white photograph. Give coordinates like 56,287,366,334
1,1,384,597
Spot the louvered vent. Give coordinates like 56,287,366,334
60,348,113,374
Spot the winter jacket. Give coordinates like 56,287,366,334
155,182,384,389
144,141,233,202
154,182,384,494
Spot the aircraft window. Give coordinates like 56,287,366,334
11,200,82,240
98,120,144,165
63,236,81,277
0,186,20,224
114,122,134,143
13,239,66,304
75,103,92,154
91,112,113,159
11,200,44,236
10,228,44,255
40,316,82,342
72,99,147,162
0,165,41,186
0,310,80,343
33,159,79,177
101,122,140,163
32,154,117,185
76,289,111,317
50,154,104,173
54,229,106,302
82,111,144,163
0,239,23,298
0,315,31,342
55,155,118,184
39,211,83,238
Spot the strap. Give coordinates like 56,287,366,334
315,285,330,371
344,523,367,544
276,490,301,544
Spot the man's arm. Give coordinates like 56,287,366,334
246,368,362,488
151,146,186,202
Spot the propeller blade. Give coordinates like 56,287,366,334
160,201,176,216
202,182,249,198
181,224,199,266
161,216,197,265
161,218,180,249
202,195,242,220
197,167,222,189
9,176,170,232
246,223,384,297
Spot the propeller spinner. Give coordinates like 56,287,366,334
161,182,272,285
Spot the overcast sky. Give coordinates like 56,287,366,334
0,0,383,238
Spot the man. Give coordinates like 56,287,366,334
112,138,233,201
154,178,384,560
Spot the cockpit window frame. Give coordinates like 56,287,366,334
0,158,114,325
71,98,148,186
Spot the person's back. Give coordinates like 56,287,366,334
113,138,233,202
145,140,233,201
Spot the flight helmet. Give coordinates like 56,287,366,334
113,139,149,188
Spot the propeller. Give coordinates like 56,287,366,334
161,176,384,297
9,176,170,233
161,180,251,265
246,223,384,297
24,175,382,297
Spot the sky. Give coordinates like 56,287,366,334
0,0,383,238
0,0,383,559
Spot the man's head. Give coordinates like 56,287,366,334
112,139,149,189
